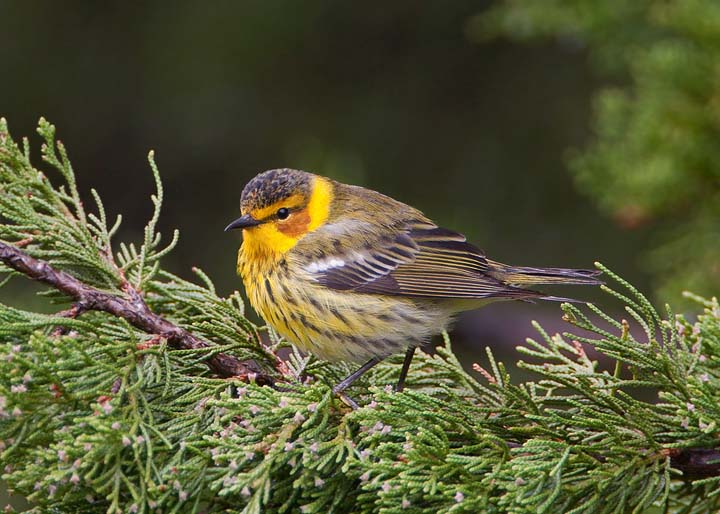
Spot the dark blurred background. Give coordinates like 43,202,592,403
1,2,651,354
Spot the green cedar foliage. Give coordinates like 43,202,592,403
477,0,720,303
1,120,719,513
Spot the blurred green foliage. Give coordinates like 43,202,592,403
480,0,720,302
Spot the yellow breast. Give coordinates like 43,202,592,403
237,253,452,363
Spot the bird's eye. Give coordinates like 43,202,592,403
276,207,290,220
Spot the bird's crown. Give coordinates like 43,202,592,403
240,168,313,216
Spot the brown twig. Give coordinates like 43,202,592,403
0,240,274,384
50,303,87,336
665,447,720,479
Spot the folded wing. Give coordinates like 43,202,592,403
308,219,543,301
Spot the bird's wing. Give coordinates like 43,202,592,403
305,219,541,300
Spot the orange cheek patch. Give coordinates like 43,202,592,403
277,209,311,238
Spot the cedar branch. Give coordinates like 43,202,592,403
0,240,273,384
2,241,719,477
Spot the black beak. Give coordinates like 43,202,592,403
224,214,261,232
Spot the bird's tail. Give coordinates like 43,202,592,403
487,260,603,286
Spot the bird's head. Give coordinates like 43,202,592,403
226,168,333,256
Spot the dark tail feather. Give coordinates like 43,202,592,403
487,260,603,286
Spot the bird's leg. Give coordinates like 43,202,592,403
395,346,416,393
333,357,382,395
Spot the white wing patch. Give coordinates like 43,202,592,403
306,258,346,274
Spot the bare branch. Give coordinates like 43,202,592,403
0,240,273,384
50,303,87,336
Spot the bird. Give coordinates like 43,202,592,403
226,168,601,406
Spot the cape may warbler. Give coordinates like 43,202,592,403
226,169,600,404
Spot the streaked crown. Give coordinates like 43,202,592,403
240,168,313,216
